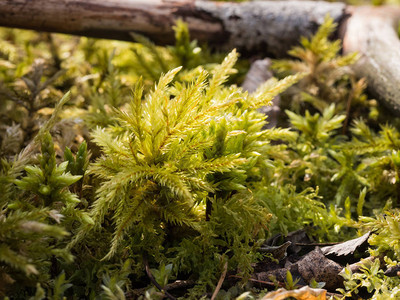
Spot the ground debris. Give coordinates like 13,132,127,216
261,286,327,300
321,232,370,257
255,247,343,291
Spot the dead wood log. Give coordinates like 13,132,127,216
0,0,346,57
1,1,400,113
342,6,400,113
242,59,281,128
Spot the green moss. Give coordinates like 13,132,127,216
1,16,400,299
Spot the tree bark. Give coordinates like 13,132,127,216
0,0,346,57
1,0,400,113
342,6,400,113
0,0,222,47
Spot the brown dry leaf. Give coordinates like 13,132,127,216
296,247,343,290
261,286,326,300
256,247,343,290
321,232,370,257
258,241,292,261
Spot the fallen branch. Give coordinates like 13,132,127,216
346,256,377,274
211,261,228,300
143,255,176,300
229,275,287,288
0,0,346,57
342,5,400,114
1,1,400,113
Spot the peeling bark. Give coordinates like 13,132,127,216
195,1,346,57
